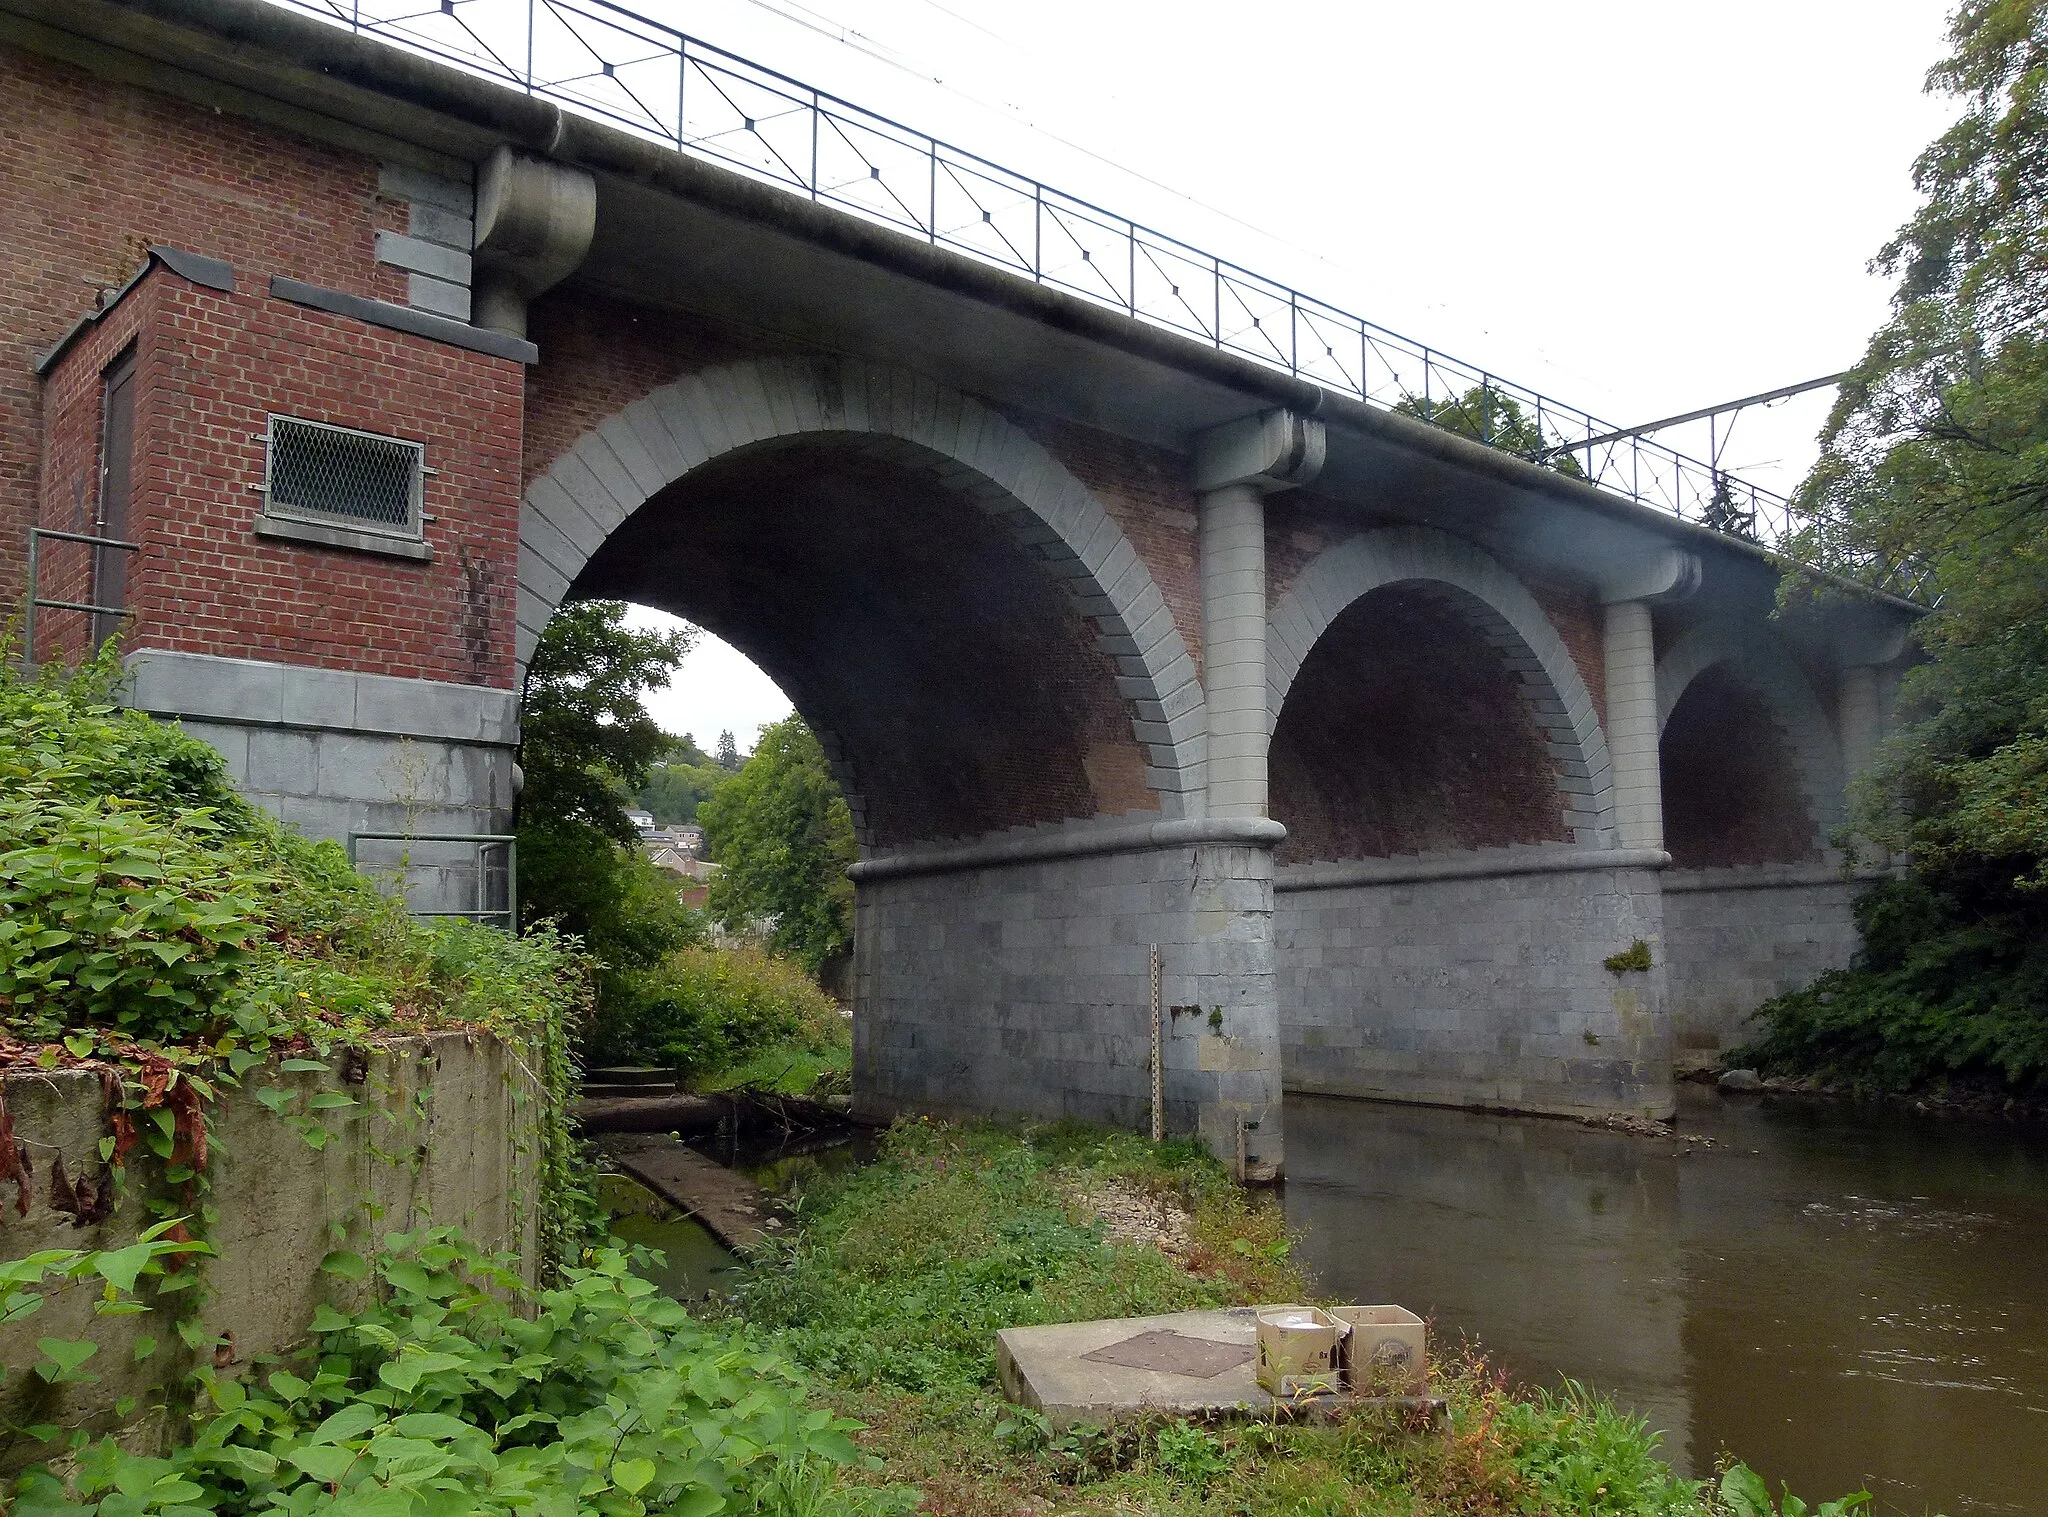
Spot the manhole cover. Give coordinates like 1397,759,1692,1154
1079,1330,1252,1379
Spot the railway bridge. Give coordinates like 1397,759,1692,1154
1,0,1918,1169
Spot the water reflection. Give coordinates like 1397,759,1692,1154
600,1172,744,1300
1284,1090,2048,1516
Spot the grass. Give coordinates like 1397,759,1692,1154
698,1029,852,1097
711,1119,1733,1517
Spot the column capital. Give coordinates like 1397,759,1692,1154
1595,548,1702,607
472,146,597,339
1193,409,1326,494
1829,617,1913,669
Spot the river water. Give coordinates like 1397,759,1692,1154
1285,1089,2048,1516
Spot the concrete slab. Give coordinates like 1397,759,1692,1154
997,1308,1443,1429
602,1133,772,1249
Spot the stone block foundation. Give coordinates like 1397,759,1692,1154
1275,848,1675,1118
1661,865,1871,1055
124,650,518,917
849,818,1287,1170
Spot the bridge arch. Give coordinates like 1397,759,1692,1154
1266,526,1614,853
515,356,1205,845
1656,624,1843,861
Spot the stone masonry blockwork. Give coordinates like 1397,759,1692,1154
853,840,1286,1167
1662,873,1865,1052
1276,863,1674,1118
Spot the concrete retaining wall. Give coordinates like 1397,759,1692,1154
850,822,1285,1168
1661,867,1867,1054
1275,850,1674,1118
0,1032,538,1454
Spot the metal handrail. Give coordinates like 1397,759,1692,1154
260,0,1923,597
347,830,519,929
21,526,141,671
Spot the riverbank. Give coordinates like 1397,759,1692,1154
703,1118,1794,1517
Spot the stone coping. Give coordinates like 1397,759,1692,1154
124,649,517,745
848,816,1288,882
1276,845,1671,893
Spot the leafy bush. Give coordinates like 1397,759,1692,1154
1734,875,2048,1092
11,1230,910,1517
0,648,597,1275
590,947,843,1083
1493,1380,1703,1517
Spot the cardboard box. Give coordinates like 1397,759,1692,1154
1254,1306,1346,1397
1333,1305,1428,1395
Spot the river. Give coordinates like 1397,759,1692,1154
1285,1088,2048,1516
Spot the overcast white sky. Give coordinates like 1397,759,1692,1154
625,0,1957,752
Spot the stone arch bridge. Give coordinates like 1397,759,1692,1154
1,0,1917,1169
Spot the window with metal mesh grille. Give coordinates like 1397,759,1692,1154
265,415,423,535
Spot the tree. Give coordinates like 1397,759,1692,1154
1393,385,1586,478
715,729,742,772
635,760,734,826
520,602,694,846
516,602,703,1009
698,716,857,975
1742,1,2048,1092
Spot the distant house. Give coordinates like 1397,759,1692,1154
626,810,656,835
647,843,716,908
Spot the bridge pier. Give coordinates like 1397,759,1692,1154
848,819,1286,1171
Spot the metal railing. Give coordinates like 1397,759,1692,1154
21,526,140,670
266,0,1917,592
347,830,519,929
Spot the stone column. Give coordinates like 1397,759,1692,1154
1837,662,1881,791
1601,598,1664,850
1197,482,1269,818
1192,409,1325,819
1597,549,1701,851
1831,617,1911,860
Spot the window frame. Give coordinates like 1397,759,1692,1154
260,413,427,544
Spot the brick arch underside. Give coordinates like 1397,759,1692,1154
1656,628,1841,865
517,359,1205,849
1266,527,1614,864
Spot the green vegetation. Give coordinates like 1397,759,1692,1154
516,608,854,1078
699,719,857,976
696,1030,851,1099
1394,385,1586,479
1603,941,1654,974
1746,1,2048,1094
0,646,599,1465
588,946,846,1086
517,602,706,1029
12,1230,910,1517
636,733,735,827
722,1120,1851,1517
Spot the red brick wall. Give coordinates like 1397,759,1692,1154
1,41,414,614
1270,586,1571,863
38,265,524,687
521,289,789,488
1008,414,1206,681
1661,665,1821,866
